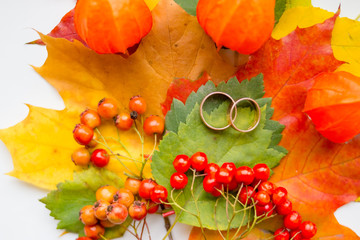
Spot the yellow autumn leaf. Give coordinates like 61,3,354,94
144,0,160,10
272,6,333,39
332,17,360,77
0,0,237,190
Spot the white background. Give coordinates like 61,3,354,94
0,0,359,239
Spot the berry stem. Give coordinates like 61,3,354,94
162,210,175,218
161,204,174,240
162,211,180,240
214,198,226,240
110,153,142,163
99,234,109,240
140,217,147,240
190,169,207,239
116,127,134,159
139,134,157,179
94,128,139,177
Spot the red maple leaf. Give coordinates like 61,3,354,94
175,12,360,239
28,9,85,45
235,11,360,239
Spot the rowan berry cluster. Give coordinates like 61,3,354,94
170,152,317,239
71,96,165,168
76,177,168,240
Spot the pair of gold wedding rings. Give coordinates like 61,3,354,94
199,92,261,132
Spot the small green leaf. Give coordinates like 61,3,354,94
173,0,199,16
40,167,130,238
153,76,287,230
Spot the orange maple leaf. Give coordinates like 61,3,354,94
0,0,237,190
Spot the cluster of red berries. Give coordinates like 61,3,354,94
76,177,168,240
170,152,317,239
71,96,165,168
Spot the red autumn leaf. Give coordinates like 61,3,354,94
303,71,360,143
235,12,360,239
28,9,85,45
161,72,210,115
182,11,360,240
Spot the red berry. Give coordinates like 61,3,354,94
99,219,115,228
93,200,110,221
73,124,94,145
71,147,91,166
84,224,105,240
299,221,317,238
114,113,133,130
138,179,157,199
276,198,292,215
290,230,303,240
258,181,276,195
216,167,233,184
129,201,147,221
143,115,165,135
255,202,274,217
79,205,98,225
96,185,117,203
203,175,222,197
80,109,101,129
91,149,110,167
254,190,271,206
190,152,208,171
106,203,128,224
151,185,168,203
272,187,288,205
143,200,159,214
225,177,238,191
284,211,302,230
129,95,147,114
204,163,220,176
77,237,93,240
238,186,255,205
221,162,236,176
87,132,99,148
124,178,141,195
253,163,270,181
173,154,191,173
170,172,188,189
274,228,290,240
235,166,254,185
113,188,135,208
97,98,119,119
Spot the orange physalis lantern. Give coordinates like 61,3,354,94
304,71,360,143
74,0,153,54
196,0,275,55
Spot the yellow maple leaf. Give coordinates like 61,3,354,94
332,17,360,77
272,6,333,39
0,0,237,190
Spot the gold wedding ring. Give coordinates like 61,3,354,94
199,91,237,131
200,92,261,132
229,97,261,132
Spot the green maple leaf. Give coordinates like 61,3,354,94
40,167,131,238
152,76,287,230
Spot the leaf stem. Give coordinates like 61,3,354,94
140,134,157,179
